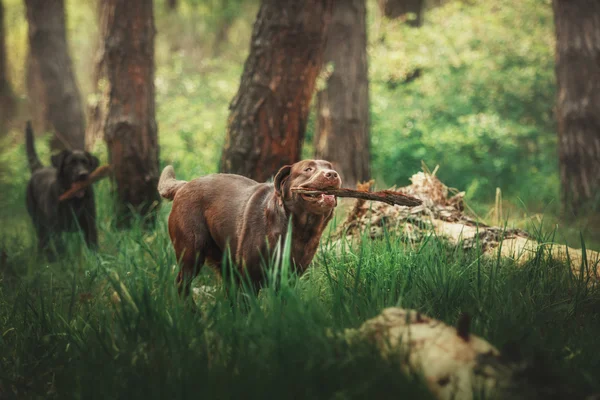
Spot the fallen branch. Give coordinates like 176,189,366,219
58,165,112,201
332,170,600,283
292,187,422,207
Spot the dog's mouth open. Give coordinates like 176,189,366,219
298,188,337,208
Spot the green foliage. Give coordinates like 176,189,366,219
2,0,560,210
369,0,557,204
155,58,242,178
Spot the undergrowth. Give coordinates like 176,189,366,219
1,180,600,399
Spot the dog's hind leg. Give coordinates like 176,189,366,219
176,249,206,299
174,228,208,299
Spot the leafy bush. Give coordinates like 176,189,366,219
369,0,557,204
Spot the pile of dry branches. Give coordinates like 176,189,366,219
333,168,600,283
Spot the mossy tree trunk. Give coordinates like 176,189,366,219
378,0,424,27
553,0,600,214
219,0,334,182
25,0,85,150
102,0,160,226
315,0,370,188
0,0,15,129
85,0,108,150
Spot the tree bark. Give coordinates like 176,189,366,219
553,0,600,214
26,52,51,136
378,0,424,27
315,0,370,188
219,0,334,182
0,0,15,128
102,0,160,226
85,0,108,150
24,0,86,150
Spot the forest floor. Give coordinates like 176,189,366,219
1,175,600,399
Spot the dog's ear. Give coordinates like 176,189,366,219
51,150,70,170
274,165,292,197
86,153,100,171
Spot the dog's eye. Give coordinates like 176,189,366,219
304,167,313,172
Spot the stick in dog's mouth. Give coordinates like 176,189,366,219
58,165,112,202
294,187,337,202
291,186,423,207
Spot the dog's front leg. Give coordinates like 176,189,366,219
80,209,98,250
35,225,54,260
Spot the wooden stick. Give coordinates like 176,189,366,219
291,187,422,207
59,165,112,201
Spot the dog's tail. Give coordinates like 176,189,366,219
25,121,43,173
158,165,187,201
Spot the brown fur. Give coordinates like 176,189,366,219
158,160,342,296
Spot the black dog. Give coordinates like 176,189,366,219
25,122,99,258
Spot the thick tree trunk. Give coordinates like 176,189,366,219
25,0,85,150
553,0,600,214
26,52,51,136
315,0,370,188
0,0,7,95
0,0,15,128
219,0,334,182
103,0,160,226
378,0,424,26
85,0,108,150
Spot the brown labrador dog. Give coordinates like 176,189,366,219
158,160,342,296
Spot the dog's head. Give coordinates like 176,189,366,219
52,150,99,196
274,160,342,215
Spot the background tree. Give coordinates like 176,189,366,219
219,0,334,182
85,0,108,150
166,0,177,11
378,0,424,27
212,0,239,56
553,0,600,214
102,0,160,226
0,0,15,128
24,0,86,150
315,0,370,188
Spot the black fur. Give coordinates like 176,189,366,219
24,122,100,259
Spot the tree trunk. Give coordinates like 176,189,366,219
85,0,108,150
315,0,370,188
103,0,160,226
378,0,424,27
219,0,334,182
24,0,86,150
26,52,51,136
553,0,600,214
0,0,15,128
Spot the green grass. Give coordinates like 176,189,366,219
1,178,600,399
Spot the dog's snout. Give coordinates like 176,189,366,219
324,170,339,180
76,172,89,182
